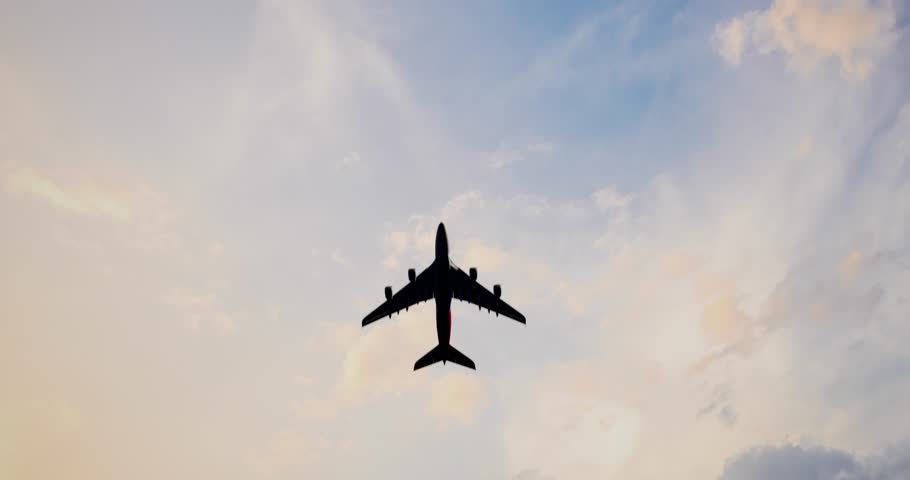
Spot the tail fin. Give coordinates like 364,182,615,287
414,344,476,371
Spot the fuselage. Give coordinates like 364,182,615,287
433,222,452,347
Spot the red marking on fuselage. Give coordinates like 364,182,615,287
448,310,452,344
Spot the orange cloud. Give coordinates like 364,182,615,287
839,250,863,280
700,294,748,344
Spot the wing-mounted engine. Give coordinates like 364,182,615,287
469,267,477,281
384,286,393,300
408,268,416,282
492,285,503,316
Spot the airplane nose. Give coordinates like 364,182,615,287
437,222,445,234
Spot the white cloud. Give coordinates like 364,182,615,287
714,17,749,65
339,312,434,402
714,0,898,79
462,240,511,272
503,363,643,479
486,142,555,170
442,191,485,218
592,185,631,212
425,372,486,428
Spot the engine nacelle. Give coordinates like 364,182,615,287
494,284,501,298
408,268,416,283
469,267,477,281
384,286,393,300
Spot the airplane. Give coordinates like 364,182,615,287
362,222,525,371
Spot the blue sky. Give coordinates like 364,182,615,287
2,1,910,479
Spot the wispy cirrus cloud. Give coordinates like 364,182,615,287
5,0,910,479
3,167,134,222
485,141,555,170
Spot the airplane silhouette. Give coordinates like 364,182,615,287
362,222,526,370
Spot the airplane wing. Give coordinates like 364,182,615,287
362,265,434,327
450,265,526,324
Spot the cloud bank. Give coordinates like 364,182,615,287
3,0,909,479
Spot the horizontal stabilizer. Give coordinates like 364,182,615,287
446,345,475,370
413,344,476,371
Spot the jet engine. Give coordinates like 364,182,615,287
384,286,393,300
408,268,416,283
469,267,477,281
494,284,501,298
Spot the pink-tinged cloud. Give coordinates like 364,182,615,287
714,0,897,79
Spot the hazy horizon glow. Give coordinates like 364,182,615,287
2,1,910,479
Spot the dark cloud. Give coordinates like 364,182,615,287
697,383,737,427
719,442,910,480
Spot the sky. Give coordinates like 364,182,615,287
2,0,910,479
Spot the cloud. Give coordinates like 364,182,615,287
592,185,631,212
700,292,750,344
1,162,180,254
208,241,225,257
714,16,750,65
382,230,410,270
4,167,133,222
330,249,352,269
337,151,362,171
503,363,644,479
462,240,511,272
442,191,485,218
714,0,898,79
379,191,486,270
511,469,556,480
504,6,633,99
246,429,332,478
839,250,863,280
290,396,338,423
164,288,237,335
5,0,910,478
718,442,910,480
486,141,555,170
339,312,434,401
425,372,486,428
